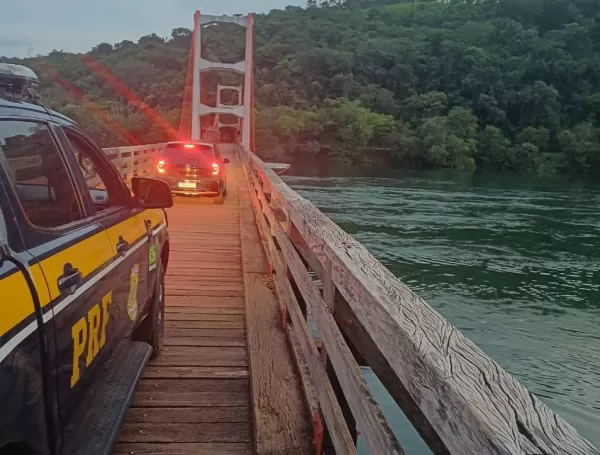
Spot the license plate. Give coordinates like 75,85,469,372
178,181,197,189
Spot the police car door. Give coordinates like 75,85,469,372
59,127,150,342
0,118,116,435
0,155,58,455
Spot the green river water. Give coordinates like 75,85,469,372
284,167,600,454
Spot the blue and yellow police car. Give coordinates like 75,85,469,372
0,63,171,455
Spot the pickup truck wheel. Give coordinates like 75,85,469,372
133,260,165,359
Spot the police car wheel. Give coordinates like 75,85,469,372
133,261,165,359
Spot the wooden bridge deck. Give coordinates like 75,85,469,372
114,151,311,455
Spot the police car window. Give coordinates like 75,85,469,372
0,120,84,228
64,131,125,212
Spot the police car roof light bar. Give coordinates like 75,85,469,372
0,63,40,102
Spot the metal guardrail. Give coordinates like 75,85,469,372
236,145,599,455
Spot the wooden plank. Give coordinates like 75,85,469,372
167,276,243,286
167,279,243,286
160,346,247,359
243,273,312,454
169,235,240,240
166,336,246,347
166,249,239,256
238,169,312,455
118,422,252,443
165,278,244,285
170,249,242,255
165,313,245,322
169,235,241,239
114,442,253,455
124,406,250,423
247,150,600,455
239,208,268,274
169,220,237,227
153,357,247,368
164,320,245,330
167,264,241,272
165,328,246,338
168,241,241,248
167,261,241,269
155,346,247,367
137,378,248,394
166,289,244,297
286,325,320,422
165,306,245,315
169,248,241,255
168,227,241,231
169,231,240,236
143,366,249,379
170,244,241,249
166,296,244,307
167,284,244,293
165,269,243,279
169,245,240,250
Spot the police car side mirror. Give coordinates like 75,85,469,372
131,177,173,208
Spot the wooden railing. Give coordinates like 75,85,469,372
100,144,164,186
10,144,163,186
236,145,599,455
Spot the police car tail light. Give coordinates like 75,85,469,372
184,144,195,149
157,159,166,174
212,163,220,175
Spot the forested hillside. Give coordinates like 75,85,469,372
2,0,600,175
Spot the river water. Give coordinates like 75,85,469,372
283,167,600,453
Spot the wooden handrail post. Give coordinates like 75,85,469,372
320,257,335,366
319,258,359,450
129,148,135,180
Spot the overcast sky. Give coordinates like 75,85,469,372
0,0,303,58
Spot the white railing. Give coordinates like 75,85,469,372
100,144,165,185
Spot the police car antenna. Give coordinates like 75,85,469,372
0,63,41,104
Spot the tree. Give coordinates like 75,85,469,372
91,43,113,55
477,126,513,171
558,123,600,174
3,0,600,176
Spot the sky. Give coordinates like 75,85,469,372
0,0,303,58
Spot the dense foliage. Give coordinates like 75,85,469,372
3,0,600,175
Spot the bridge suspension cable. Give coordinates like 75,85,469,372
184,11,254,150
